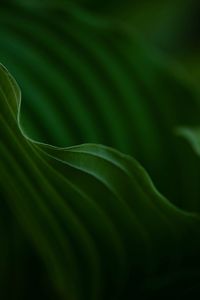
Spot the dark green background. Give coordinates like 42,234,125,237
0,0,200,299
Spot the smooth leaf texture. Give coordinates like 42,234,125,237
177,127,200,156
0,1,200,299
1,1,200,214
1,64,200,298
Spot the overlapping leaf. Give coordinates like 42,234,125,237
1,1,200,299
1,0,200,212
1,63,200,298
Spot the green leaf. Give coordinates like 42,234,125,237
1,63,200,299
1,0,200,214
1,1,200,298
177,127,200,156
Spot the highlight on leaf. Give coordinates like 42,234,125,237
1,1,200,299
177,127,200,156
1,63,200,299
1,0,200,216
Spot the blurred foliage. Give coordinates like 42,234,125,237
73,0,200,84
0,0,200,299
